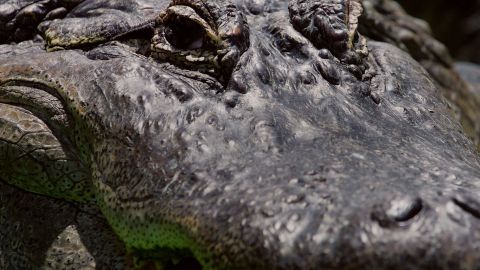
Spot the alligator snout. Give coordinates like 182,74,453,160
120,159,480,269
171,168,480,269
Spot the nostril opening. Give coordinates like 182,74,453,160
452,194,480,219
388,197,423,222
371,197,423,227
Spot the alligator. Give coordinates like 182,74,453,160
397,0,480,64
1,0,480,269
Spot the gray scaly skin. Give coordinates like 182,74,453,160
359,0,480,149
0,0,85,42
1,0,480,269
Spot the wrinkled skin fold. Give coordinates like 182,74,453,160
1,0,480,269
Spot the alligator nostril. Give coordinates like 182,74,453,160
371,196,423,228
452,193,480,219
387,197,423,222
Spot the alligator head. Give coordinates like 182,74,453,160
1,0,480,269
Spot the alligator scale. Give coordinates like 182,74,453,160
1,0,480,269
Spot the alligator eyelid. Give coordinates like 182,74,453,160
169,0,216,29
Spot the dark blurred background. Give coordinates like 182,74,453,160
397,0,480,63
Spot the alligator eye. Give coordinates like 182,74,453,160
151,5,223,79
164,15,206,50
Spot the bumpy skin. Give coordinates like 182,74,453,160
0,0,85,42
1,0,480,269
359,0,480,149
